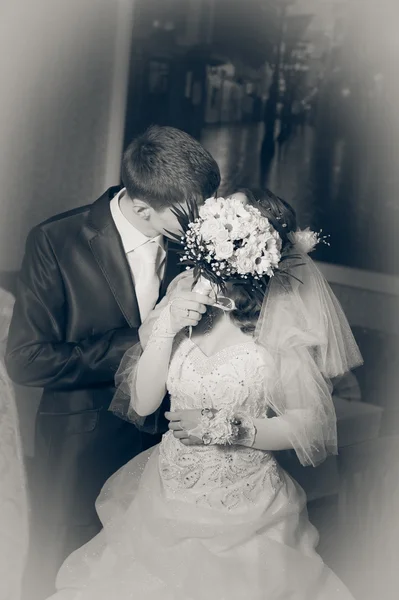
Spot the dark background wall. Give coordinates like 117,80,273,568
122,0,399,276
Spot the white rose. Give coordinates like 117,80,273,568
214,227,230,243
200,218,225,242
214,240,234,260
236,255,255,274
235,243,251,258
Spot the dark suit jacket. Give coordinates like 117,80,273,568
5,186,181,422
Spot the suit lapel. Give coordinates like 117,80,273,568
85,188,140,328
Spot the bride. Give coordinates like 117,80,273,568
48,189,362,600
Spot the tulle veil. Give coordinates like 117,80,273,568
253,250,362,465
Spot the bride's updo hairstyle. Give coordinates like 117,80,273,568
228,188,297,334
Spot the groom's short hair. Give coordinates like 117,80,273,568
121,125,220,209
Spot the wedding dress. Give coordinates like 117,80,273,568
49,331,355,600
0,288,29,600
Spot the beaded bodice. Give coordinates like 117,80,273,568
168,335,269,415
159,335,282,511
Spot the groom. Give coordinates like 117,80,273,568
6,125,220,597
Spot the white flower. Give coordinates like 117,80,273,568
198,205,213,220
227,196,249,216
187,196,285,279
265,265,275,277
288,228,319,254
226,218,246,240
265,235,280,255
245,216,260,235
254,258,276,278
236,255,255,275
200,217,225,242
245,204,262,218
219,202,240,220
214,240,234,260
213,226,230,243
257,215,270,232
199,196,225,219
236,242,254,258
190,221,202,236
204,405,239,445
254,256,271,275
237,244,276,276
248,230,271,248
271,229,283,252
231,217,255,239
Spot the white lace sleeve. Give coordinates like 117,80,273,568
109,305,181,431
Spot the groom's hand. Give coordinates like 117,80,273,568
139,289,214,348
140,275,215,347
168,290,214,335
167,273,215,333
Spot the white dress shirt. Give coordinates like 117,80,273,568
110,189,166,321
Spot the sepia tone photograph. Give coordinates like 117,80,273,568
0,1,398,599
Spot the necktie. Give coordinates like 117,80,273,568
134,240,163,322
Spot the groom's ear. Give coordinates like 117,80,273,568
131,198,152,220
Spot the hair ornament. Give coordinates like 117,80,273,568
288,228,330,255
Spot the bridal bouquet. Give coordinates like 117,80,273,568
168,196,285,294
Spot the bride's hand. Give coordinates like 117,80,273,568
165,409,204,446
